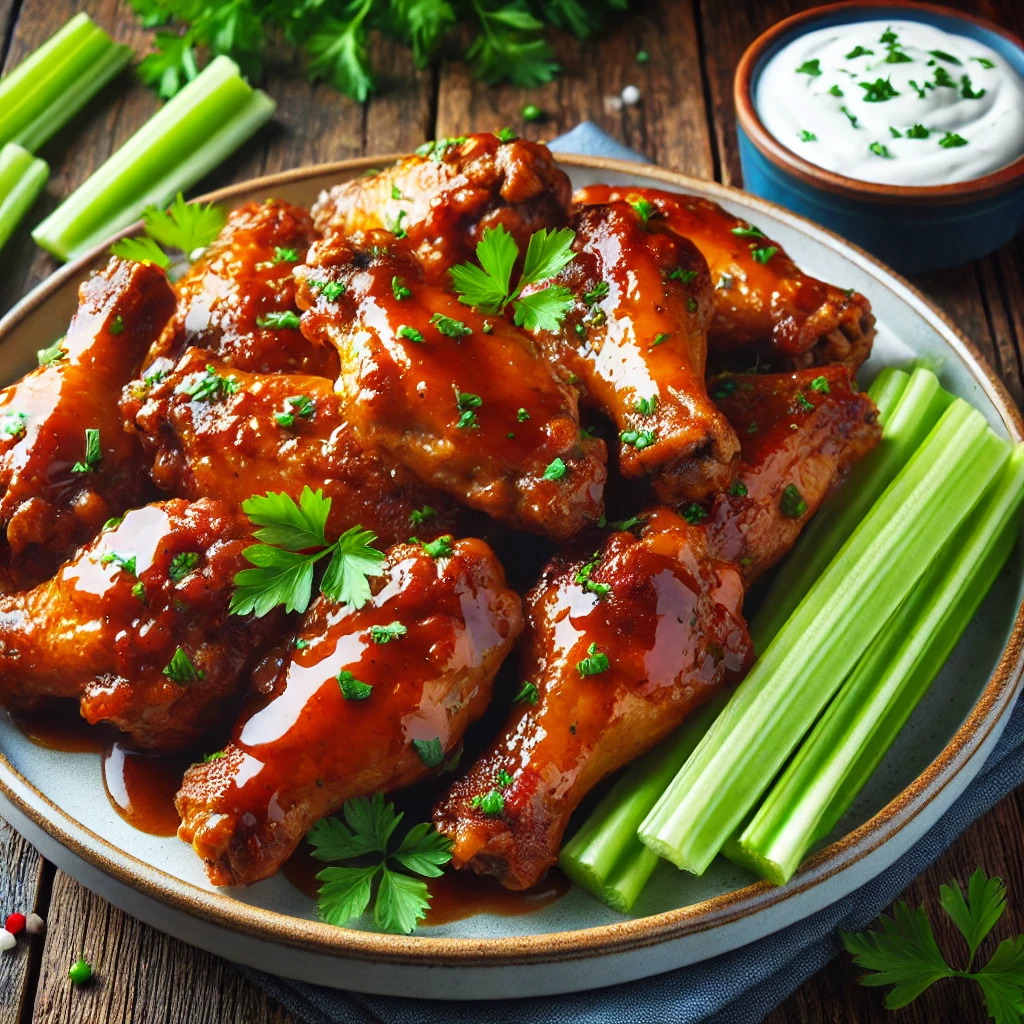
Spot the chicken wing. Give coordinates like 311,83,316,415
121,349,460,547
142,199,337,380
176,537,523,886
433,508,752,889
0,257,174,589
0,498,277,750
524,201,739,502
702,366,881,582
311,132,571,282
574,186,875,372
294,231,607,541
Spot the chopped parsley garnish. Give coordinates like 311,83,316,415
388,209,408,238
582,281,609,303
845,46,873,59
576,642,610,677
859,77,899,102
397,325,424,343
669,267,699,284
338,670,373,700
169,551,200,583
795,393,815,412
810,376,831,393
390,184,408,201
103,515,124,531
971,56,995,69
514,681,539,705
650,332,671,348
542,458,567,481
620,428,656,450
889,126,902,138
939,132,968,149
308,792,452,934
682,502,707,524
933,66,957,88
729,480,748,498
370,621,407,644
906,123,930,139
471,789,505,814
430,312,472,339
780,483,807,518
179,365,240,402
37,337,65,367
203,750,226,762
799,129,817,142
163,647,203,685
521,103,542,121
869,141,893,158
109,315,125,335
495,768,514,788
796,59,821,77
307,279,345,300
448,224,575,332
908,79,930,99
929,49,961,65
731,223,766,239
413,737,444,767
408,505,436,525
608,515,644,532
628,196,656,222
416,136,467,161
275,394,316,428
229,487,385,617
960,75,985,100
495,127,517,142
840,105,859,127
101,551,137,576
750,245,779,264
274,246,298,263
256,310,302,330
417,534,454,559
829,84,844,97
453,387,482,430
517,407,530,422
392,276,411,300
71,428,102,473
575,552,611,598
634,395,658,416
0,411,27,439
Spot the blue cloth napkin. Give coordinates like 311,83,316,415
244,123,1024,1024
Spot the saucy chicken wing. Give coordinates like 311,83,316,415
142,199,337,380
703,366,881,583
0,498,277,750
311,132,571,281
294,232,607,541
176,537,523,886
122,349,460,547
0,257,174,589
574,186,875,372
526,200,739,502
433,508,752,889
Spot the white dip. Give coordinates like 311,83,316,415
755,19,1024,186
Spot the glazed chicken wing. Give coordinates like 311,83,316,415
703,366,881,583
294,232,607,541
0,257,174,589
0,498,277,750
121,349,460,547
176,537,523,886
312,132,571,281
142,199,337,380
526,201,739,501
574,186,875,372
433,508,752,889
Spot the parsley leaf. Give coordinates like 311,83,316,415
112,193,225,266
111,235,170,269
306,4,375,102
308,792,452,934
369,621,407,644
514,681,539,705
37,337,65,367
939,868,1008,969
163,646,203,685
71,428,102,474
136,29,199,100
169,551,200,583
412,737,444,768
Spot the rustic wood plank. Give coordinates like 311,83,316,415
435,0,714,178
0,818,46,1024
29,871,294,1024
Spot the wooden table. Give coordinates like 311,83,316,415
1,1,1022,1021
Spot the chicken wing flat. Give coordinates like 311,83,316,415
176,537,523,886
142,199,337,380
0,257,174,588
311,132,571,281
0,498,277,750
574,186,875,372
703,366,880,583
525,201,739,502
122,349,460,547
433,508,752,889
294,232,607,541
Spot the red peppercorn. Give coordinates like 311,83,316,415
4,913,25,935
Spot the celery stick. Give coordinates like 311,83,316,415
752,367,951,650
0,14,131,151
0,143,48,251
558,693,727,912
734,445,1024,884
32,57,275,261
866,366,910,419
638,401,1008,875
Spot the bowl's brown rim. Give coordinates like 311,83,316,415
1,152,1023,970
733,0,1024,205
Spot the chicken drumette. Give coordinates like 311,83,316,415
0,257,175,589
0,498,277,750
294,231,607,541
176,537,523,886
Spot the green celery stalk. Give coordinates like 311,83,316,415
32,56,275,261
638,400,1009,875
0,143,48,251
752,367,951,651
866,366,910,418
0,13,131,152
558,693,727,913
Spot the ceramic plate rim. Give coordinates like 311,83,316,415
1,152,1023,969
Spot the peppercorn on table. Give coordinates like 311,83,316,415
1,1,1023,1022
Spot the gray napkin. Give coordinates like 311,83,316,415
245,123,1024,1023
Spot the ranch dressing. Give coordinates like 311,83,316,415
755,19,1024,186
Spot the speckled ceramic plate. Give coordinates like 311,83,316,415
1,155,1023,1000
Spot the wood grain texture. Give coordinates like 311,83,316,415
0,819,45,1024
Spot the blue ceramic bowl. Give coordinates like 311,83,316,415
734,0,1024,274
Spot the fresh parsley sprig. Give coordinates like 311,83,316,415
112,192,226,268
308,792,452,934
843,868,1024,1021
449,224,576,332
229,486,384,617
